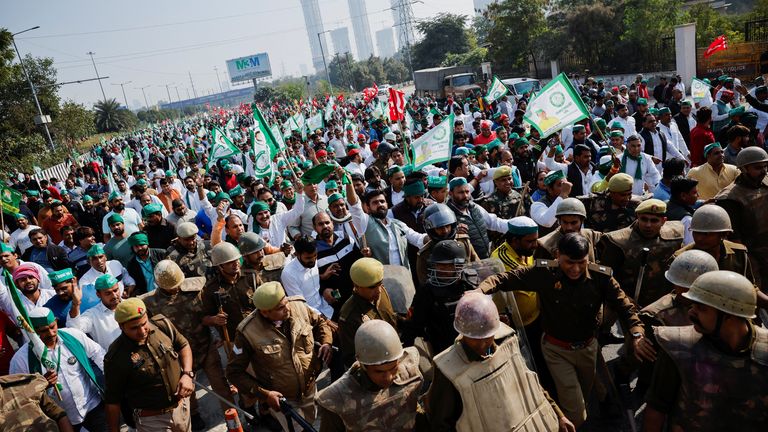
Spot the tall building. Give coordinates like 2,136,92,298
330,27,352,56
300,0,327,73
473,0,497,14
376,28,397,58
347,0,374,59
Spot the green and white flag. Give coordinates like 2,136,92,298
405,110,416,135
105,167,120,193
691,77,712,103
306,112,324,132
324,97,335,121
290,113,305,131
484,76,509,103
372,101,387,119
207,127,241,168
411,113,455,170
0,183,22,214
196,127,208,138
270,124,286,151
344,118,357,135
523,73,590,138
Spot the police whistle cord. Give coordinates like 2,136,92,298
191,378,255,421
279,398,317,432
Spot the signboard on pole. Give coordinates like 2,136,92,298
226,53,272,84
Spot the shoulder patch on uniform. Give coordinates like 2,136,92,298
588,263,613,276
535,259,558,268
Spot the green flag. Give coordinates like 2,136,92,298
523,73,591,138
324,97,335,121
301,162,350,185
307,112,324,132
411,113,455,170
207,127,241,169
691,77,712,103
271,124,286,151
484,76,509,103
251,106,281,180
0,184,22,214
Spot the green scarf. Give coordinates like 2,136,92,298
28,330,104,396
282,195,296,205
621,152,643,180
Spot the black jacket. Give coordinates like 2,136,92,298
21,244,71,271
126,248,167,295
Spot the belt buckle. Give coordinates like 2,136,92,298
570,341,587,350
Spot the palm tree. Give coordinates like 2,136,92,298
94,98,124,132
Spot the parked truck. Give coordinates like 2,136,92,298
413,66,482,100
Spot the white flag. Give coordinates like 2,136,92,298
307,113,324,132
207,127,241,168
484,76,509,103
523,73,590,138
411,113,455,170
691,78,713,106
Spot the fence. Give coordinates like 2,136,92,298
745,17,768,43
556,36,676,75
32,154,90,184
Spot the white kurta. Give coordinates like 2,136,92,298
67,301,121,350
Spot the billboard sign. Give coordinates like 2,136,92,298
226,53,272,83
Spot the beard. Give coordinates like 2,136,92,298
114,203,125,212
320,228,333,240
112,227,124,236
372,206,388,219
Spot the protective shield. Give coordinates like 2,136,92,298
465,258,538,373
382,265,416,314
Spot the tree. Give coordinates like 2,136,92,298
52,101,95,144
383,57,410,84
486,0,548,74
443,47,488,67
685,4,744,46
565,3,623,68
411,13,471,70
94,98,128,132
274,81,305,102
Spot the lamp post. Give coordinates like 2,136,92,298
11,26,55,150
111,81,132,108
134,85,151,109
317,30,333,93
86,51,107,101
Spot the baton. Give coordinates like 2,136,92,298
279,398,317,432
191,378,254,421
633,248,651,304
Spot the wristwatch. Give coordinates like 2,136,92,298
181,370,195,378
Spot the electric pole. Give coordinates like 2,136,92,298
134,85,151,109
11,26,55,150
111,81,132,108
214,66,224,93
86,51,107,101
188,71,198,98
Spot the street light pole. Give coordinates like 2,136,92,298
111,81,132,108
86,51,107,101
134,85,151,109
317,31,333,93
11,26,55,150
214,67,224,93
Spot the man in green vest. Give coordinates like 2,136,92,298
9,306,107,431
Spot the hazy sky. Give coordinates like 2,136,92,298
2,0,475,109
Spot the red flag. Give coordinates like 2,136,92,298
362,83,379,103
704,35,728,58
388,87,406,121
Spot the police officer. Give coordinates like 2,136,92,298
478,233,651,427
478,165,526,244
316,320,423,431
338,258,399,368
404,240,478,354
226,281,333,432
644,271,768,432
104,297,194,432
599,199,684,307
201,242,256,354
427,291,575,432
0,373,73,432
715,147,768,289
140,260,233,430
166,222,211,278
238,232,267,284
583,173,641,233
535,198,602,261
672,204,755,281
415,203,479,285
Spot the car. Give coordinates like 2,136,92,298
378,84,391,96
500,78,541,101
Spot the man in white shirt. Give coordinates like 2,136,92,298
246,188,305,248
10,307,106,430
619,134,662,195
613,104,637,138
344,147,367,177
638,113,685,173
100,192,143,243
180,176,207,212
280,236,334,318
658,107,691,164
68,273,122,350
0,262,56,319
531,170,573,229
9,213,40,255
78,244,135,298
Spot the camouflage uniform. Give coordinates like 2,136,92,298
315,347,423,432
166,238,212,278
201,272,257,340
338,290,399,368
599,222,684,307
582,191,641,233
0,374,65,431
647,324,768,431
415,234,480,286
478,189,526,247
